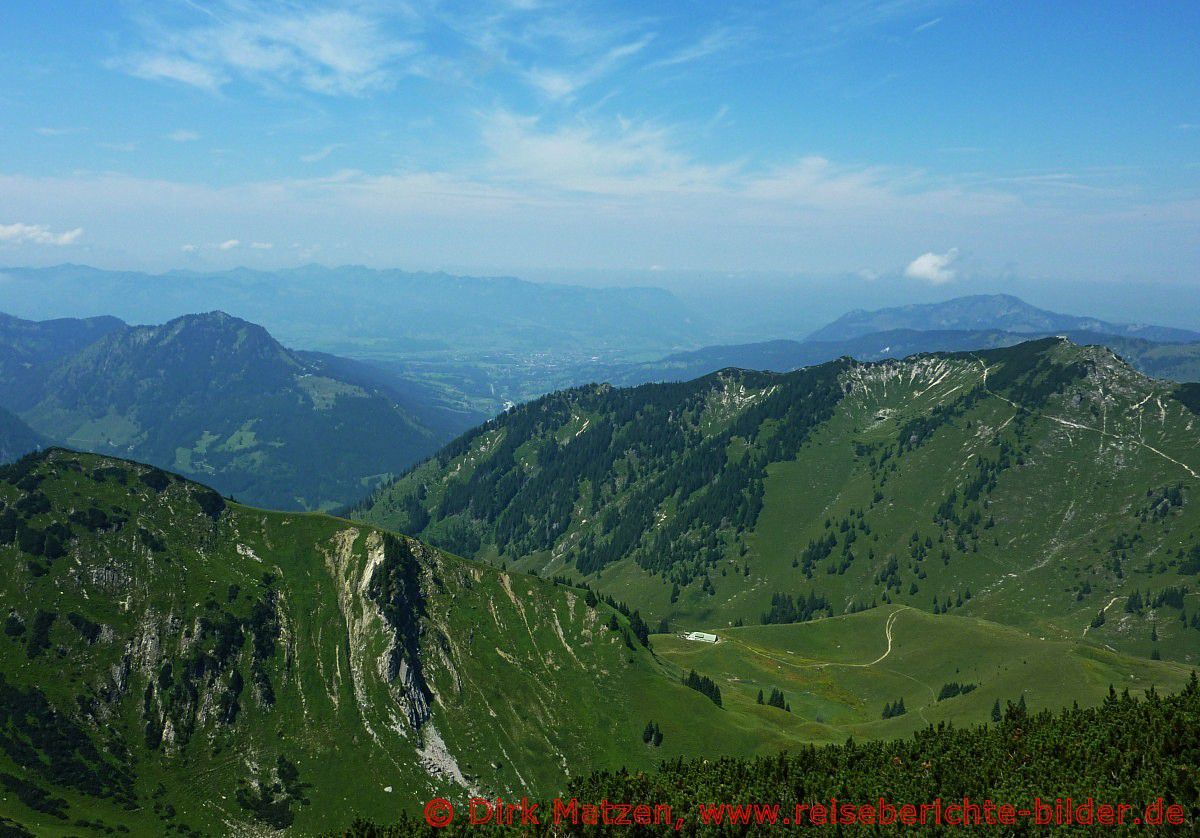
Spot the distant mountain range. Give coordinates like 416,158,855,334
601,294,1200,387
0,264,702,361
0,311,481,509
807,293,1200,343
609,328,1200,386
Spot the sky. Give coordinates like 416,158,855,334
0,1,1198,288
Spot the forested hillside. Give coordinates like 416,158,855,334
0,311,481,510
358,338,1200,664
0,312,127,409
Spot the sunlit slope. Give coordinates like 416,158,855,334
0,450,775,835
359,338,1200,665
731,340,1200,659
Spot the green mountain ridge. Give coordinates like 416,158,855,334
358,338,1200,665
1,448,1190,835
0,311,482,510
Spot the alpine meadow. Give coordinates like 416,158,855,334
2,2,1199,835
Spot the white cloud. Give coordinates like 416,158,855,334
250,241,274,249
913,17,943,33
36,127,77,137
115,4,415,96
0,222,83,246
904,248,960,283
181,243,199,252
481,110,736,196
168,129,200,142
218,238,240,250
123,54,224,91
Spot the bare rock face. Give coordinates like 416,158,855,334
366,532,434,732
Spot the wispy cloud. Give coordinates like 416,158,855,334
481,110,736,196
168,129,200,142
0,222,83,246
904,248,959,283
300,143,343,163
100,141,139,153
648,28,744,69
109,0,956,113
913,17,943,33
526,35,653,101
218,238,240,250
124,54,224,91
36,126,80,137
114,2,416,96
250,241,274,249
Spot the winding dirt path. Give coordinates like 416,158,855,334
727,607,904,672
725,607,938,723
1081,595,1124,639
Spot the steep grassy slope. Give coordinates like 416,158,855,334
0,311,481,510
358,339,1200,665
0,449,785,835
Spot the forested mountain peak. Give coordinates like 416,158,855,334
72,310,300,382
0,311,480,510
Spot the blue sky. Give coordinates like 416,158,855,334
0,1,1197,285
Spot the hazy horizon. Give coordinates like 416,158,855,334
5,261,1200,339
